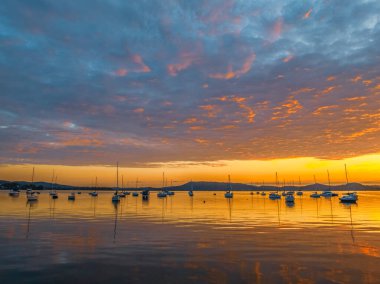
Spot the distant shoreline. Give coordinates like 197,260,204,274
1,180,379,191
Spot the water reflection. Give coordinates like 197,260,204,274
0,191,379,283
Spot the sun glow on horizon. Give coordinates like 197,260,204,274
1,153,379,187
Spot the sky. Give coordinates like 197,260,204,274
1,0,380,186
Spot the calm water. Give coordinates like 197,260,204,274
0,190,380,284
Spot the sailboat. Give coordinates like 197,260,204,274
27,167,38,202
269,172,281,199
112,162,120,202
296,176,303,196
188,181,194,197
90,177,99,197
224,175,233,198
132,178,139,197
68,192,76,200
157,172,167,198
340,164,358,203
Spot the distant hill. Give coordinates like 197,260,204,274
0,180,378,191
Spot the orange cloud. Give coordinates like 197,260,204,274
132,54,151,73
115,68,128,77
303,9,312,19
343,96,367,101
282,54,294,63
133,108,144,113
209,53,256,80
194,138,208,144
327,76,336,81
272,98,303,120
350,75,362,83
167,52,197,76
291,87,315,96
313,105,339,115
314,86,337,97
271,18,283,40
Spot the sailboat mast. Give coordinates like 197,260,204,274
345,164,349,192
327,170,331,190
116,162,119,190
31,167,35,184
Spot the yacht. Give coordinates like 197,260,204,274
269,192,281,199
157,191,167,198
142,190,150,200
68,192,75,200
340,192,358,203
310,192,320,198
285,193,295,203
27,192,38,202
112,192,120,202
9,190,20,197
224,175,233,198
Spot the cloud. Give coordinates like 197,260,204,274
1,0,380,166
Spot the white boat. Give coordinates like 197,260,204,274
340,165,358,203
68,192,75,200
27,192,38,202
340,192,358,203
9,190,20,197
321,191,333,197
119,192,126,197
157,191,167,198
224,175,233,198
224,191,233,198
269,192,281,199
112,162,121,202
188,181,194,196
89,191,98,197
310,192,320,198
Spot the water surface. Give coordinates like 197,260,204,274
1,190,379,283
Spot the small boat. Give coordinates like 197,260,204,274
256,191,260,194
124,191,131,195
142,190,150,200
51,192,58,199
27,192,38,202
9,190,20,197
188,181,194,197
288,191,295,195
89,191,98,197
281,192,287,196
224,191,233,198
250,192,253,195
296,191,303,196
269,192,281,199
157,191,167,198
166,191,175,196
77,192,81,194
310,192,320,198
321,191,333,197
119,192,126,198
132,192,139,197
340,192,358,203
112,162,121,202
26,188,33,194
68,192,75,200
261,192,266,196
285,193,295,203
112,193,120,202
224,175,233,198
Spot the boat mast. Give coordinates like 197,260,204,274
345,164,349,193
327,170,331,191
116,162,119,191
31,167,35,184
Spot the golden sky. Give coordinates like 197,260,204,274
1,153,379,187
